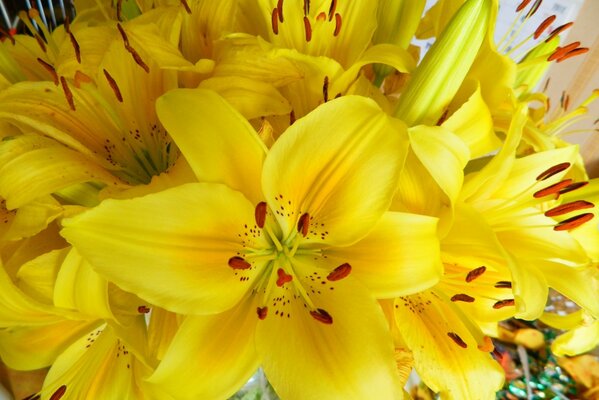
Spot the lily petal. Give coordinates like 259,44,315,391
551,319,599,357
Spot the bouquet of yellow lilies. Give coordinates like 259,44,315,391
0,0,597,398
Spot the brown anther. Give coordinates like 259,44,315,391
328,0,337,21
557,47,590,63
436,109,449,126
465,266,486,282
64,15,71,32
180,0,191,14
545,22,574,43
257,306,268,320
255,201,267,228
543,78,551,92
290,110,296,125
0,27,15,45
516,0,532,12
50,385,67,400
447,332,467,348
68,32,81,64
271,8,279,35
297,213,310,237
450,294,475,303
536,162,571,181
554,213,594,231
548,42,581,62
303,16,312,42
228,256,252,270
303,0,310,16
493,299,515,309
564,94,570,111
22,394,41,400
558,181,588,195
116,0,123,20
327,263,351,281
103,69,123,102
127,46,150,73
310,308,333,324
60,76,76,111
117,23,129,45
34,34,47,53
322,76,329,102
534,15,556,39
276,0,284,22
533,179,573,198
37,58,58,85
545,200,594,217
276,268,293,287
478,336,495,352
526,0,542,17
334,13,342,36
137,305,150,313
494,281,512,289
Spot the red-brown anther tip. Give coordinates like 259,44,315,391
516,0,532,12
545,22,574,43
327,263,351,281
103,69,123,102
257,306,268,320
69,32,81,64
322,76,329,102
271,8,279,35
0,27,15,45
303,16,312,42
60,76,76,111
536,162,571,181
553,213,594,231
526,0,542,17
303,0,310,16
276,0,284,22
494,281,512,289
333,13,342,36
466,266,486,282
450,294,475,303
116,23,129,44
50,385,67,400
137,305,150,313
548,42,581,62
558,181,589,195
297,213,310,237
37,58,58,85
493,299,515,309
544,200,594,217
328,0,337,21
534,15,556,39
255,202,267,228
533,179,573,198
557,47,590,63
447,332,468,348
276,268,293,287
180,0,191,14
310,308,333,324
228,256,252,270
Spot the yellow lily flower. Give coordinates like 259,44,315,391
62,88,443,399
541,310,599,357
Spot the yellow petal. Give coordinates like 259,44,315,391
394,290,504,399
148,292,260,399
551,320,599,357
156,88,267,204
2,196,63,242
147,308,181,362
62,183,267,315
262,96,408,246
325,211,442,298
542,263,598,319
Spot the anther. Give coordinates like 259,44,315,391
0,27,15,45
303,0,310,16
328,0,337,21
327,263,351,281
22,394,41,400
493,299,515,309
534,15,556,39
536,162,571,181
68,32,81,63
553,213,594,231
276,268,293,287
137,305,150,313
447,332,467,348
465,266,486,282
545,200,594,217
103,69,123,102
277,0,284,22
548,42,581,62
297,213,310,237
334,13,342,36
34,34,47,53
255,202,267,228
117,23,129,45
127,47,150,73
558,181,588,195
180,0,192,14
526,0,542,17
564,94,570,111
228,256,252,270
60,77,76,111
257,306,268,320
303,16,312,42
50,385,67,400
450,294,475,303
323,76,329,102
271,8,279,35
310,308,333,324
545,22,574,43
116,0,123,20
516,0,532,12
37,58,58,85
533,179,573,198
557,47,590,63
494,281,512,289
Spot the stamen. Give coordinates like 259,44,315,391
533,179,573,198
553,213,594,231
493,299,515,309
558,181,588,195
257,306,268,320
137,305,150,313
180,0,192,14
127,46,150,73
103,69,123,102
545,22,574,43
334,13,342,36
255,202,267,228
478,336,494,352
50,385,67,400
303,0,310,16
548,42,581,62
310,308,333,324
328,0,337,21
316,12,326,21
535,162,571,181
37,58,58,85
277,0,284,22
271,8,279,35
543,78,551,92
322,76,329,102
545,200,594,217
68,32,81,63
297,213,310,237
465,266,486,282
326,263,351,281
534,15,556,39
74,70,93,88
436,109,449,126
34,33,47,53
117,23,129,45
516,0,532,12
116,0,123,20
557,47,590,63
303,16,312,42
564,94,570,110
276,268,293,286
60,76,76,111
447,332,467,348
450,294,475,303
22,394,41,400
228,256,252,270
0,27,15,45
494,281,512,289
526,0,542,17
